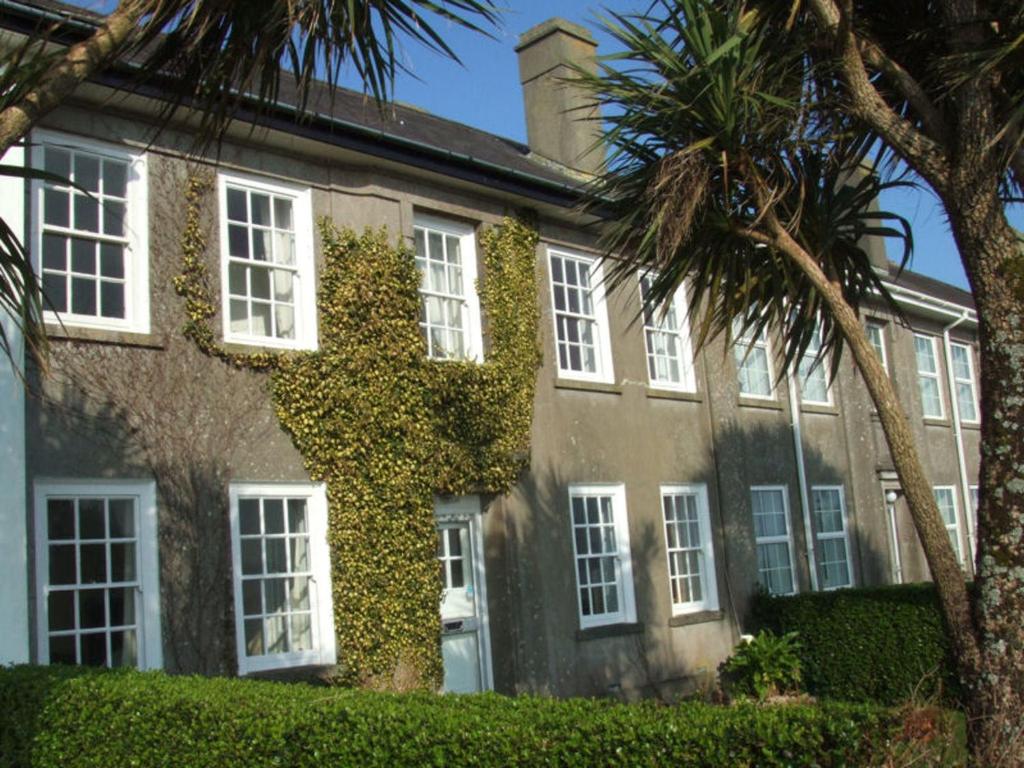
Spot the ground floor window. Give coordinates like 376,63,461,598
751,486,796,595
568,484,636,629
34,480,162,669
811,486,853,590
229,483,335,674
661,484,718,614
933,487,963,565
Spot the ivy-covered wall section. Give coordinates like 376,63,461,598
176,175,540,688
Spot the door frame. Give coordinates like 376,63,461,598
435,495,493,692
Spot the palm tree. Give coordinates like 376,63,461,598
578,1,1021,764
0,0,499,364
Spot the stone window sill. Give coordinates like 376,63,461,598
738,396,783,411
646,388,702,403
555,379,623,396
46,324,165,350
576,621,644,642
669,609,725,628
800,403,839,417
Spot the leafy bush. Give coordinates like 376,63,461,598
0,665,901,767
751,583,960,705
721,630,803,700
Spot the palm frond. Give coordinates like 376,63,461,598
578,0,911,384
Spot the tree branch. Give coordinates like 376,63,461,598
808,0,953,191
0,0,144,156
857,38,949,147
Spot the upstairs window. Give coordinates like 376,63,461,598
950,343,979,423
798,324,831,405
33,133,149,333
639,273,696,391
414,216,483,361
219,173,316,349
733,318,773,399
914,334,944,419
866,321,889,374
549,248,614,383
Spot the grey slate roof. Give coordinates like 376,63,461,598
2,0,976,308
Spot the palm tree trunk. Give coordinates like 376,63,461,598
0,0,144,156
946,177,1024,767
759,211,983,692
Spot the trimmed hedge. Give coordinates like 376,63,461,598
0,666,900,767
750,583,960,705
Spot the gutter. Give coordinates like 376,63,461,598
942,311,976,569
787,373,820,592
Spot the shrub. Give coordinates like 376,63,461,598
721,630,803,700
750,583,960,705
0,665,901,768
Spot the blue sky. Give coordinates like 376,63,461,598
81,0,1023,290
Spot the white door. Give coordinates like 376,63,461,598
437,509,492,693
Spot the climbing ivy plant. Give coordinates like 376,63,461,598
175,174,540,687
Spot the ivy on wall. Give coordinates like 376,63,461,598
175,176,540,687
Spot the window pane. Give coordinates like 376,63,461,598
70,276,97,315
42,234,67,271
226,188,247,222
48,591,75,632
110,630,137,667
263,500,285,534
79,632,107,667
44,188,70,227
110,543,136,582
47,499,75,540
49,545,76,585
80,544,107,584
42,272,67,312
75,153,100,192
79,500,105,539
104,161,127,199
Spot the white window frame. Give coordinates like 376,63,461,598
33,479,162,670
661,484,718,615
638,273,696,392
228,482,335,675
217,171,317,351
31,130,150,334
810,485,854,590
751,485,797,595
949,342,979,424
733,318,775,400
933,486,963,565
548,247,615,384
413,214,484,362
798,323,832,405
914,333,945,419
568,483,636,629
866,320,889,375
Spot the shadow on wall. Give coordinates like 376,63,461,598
504,415,894,700
28,334,279,675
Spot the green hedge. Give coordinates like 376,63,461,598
0,666,900,767
750,583,960,705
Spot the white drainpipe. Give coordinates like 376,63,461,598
787,373,820,592
885,489,904,584
942,311,976,569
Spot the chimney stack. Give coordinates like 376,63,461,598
516,18,603,176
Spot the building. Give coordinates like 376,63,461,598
0,2,981,698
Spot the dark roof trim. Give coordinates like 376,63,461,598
0,0,585,210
